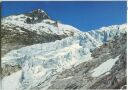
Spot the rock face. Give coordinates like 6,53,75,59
1,24,67,56
48,33,127,89
24,9,50,24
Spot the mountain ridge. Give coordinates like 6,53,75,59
1,9,80,57
1,9,127,90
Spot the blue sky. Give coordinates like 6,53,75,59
2,1,127,31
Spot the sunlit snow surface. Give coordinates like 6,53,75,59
91,55,120,77
2,15,80,35
1,15,126,90
2,71,22,90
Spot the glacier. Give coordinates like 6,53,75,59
1,23,126,90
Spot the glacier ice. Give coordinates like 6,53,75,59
1,23,126,90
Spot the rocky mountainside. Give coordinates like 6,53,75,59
48,33,126,89
1,9,79,56
1,9,127,90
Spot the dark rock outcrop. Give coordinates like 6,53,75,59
25,9,50,24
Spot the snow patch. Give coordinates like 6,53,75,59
2,70,22,90
63,76,73,80
91,55,120,77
